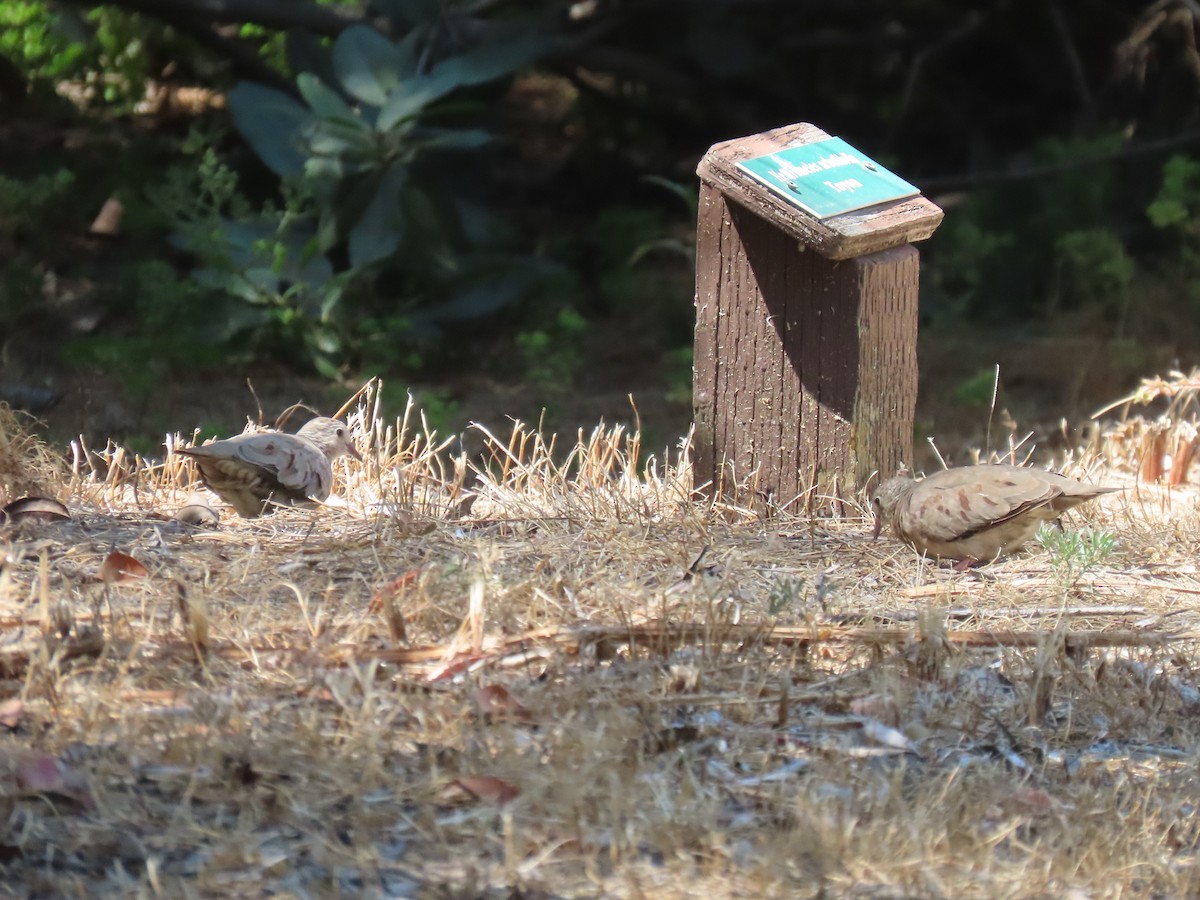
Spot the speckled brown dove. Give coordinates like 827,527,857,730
178,417,360,517
871,464,1118,564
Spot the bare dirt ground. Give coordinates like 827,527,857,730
2,387,1200,898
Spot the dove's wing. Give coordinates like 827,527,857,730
897,466,1063,544
1041,472,1121,510
224,433,333,500
182,432,333,503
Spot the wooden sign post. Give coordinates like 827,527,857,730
693,122,943,510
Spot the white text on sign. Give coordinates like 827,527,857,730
825,178,863,193
768,151,858,181
735,136,920,219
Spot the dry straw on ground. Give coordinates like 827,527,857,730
3,384,1200,898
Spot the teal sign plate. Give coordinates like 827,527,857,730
736,137,919,219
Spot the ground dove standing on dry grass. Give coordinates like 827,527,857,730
871,464,1119,565
178,417,360,517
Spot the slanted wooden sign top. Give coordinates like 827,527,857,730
736,137,920,220
696,122,943,260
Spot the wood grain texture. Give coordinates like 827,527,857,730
853,246,920,486
692,183,722,487
692,194,919,506
696,122,943,260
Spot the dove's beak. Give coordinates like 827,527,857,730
871,512,884,540
347,444,363,462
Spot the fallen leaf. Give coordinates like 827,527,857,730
1,497,70,525
0,699,23,729
1003,787,1063,815
99,550,149,584
471,683,533,723
175,503,219,527
89,197,123,236
0,748,94,809
369,569,421,613
439,774,519,805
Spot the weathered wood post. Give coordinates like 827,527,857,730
693,122,944,511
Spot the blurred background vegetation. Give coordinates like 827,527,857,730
2,0,1200,454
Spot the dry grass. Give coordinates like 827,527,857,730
3,385,1200,899
1090,367,1200,485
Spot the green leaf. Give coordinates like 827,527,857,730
411,277,522,328
348,164,409,268
1148,197,1188,229
319,279,347,320
375,77,449,131
297,72,357,122
311,352,341,379
429,32,548,89
409,258,554,331
228,82,312,177
333,24,415,106
283,244,334,289
214,303,271,341
305,155,349,202
301,120,371,162
376,33,547,131
218,220,275,262
316,206,340,252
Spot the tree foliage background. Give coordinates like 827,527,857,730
3,0,1200,439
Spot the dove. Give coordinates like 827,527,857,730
871,464,1118,565
178,417,360,517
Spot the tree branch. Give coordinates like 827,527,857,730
920,129,1200,194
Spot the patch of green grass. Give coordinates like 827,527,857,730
1037,523,1116,587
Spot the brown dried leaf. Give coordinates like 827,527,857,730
471,683,533,723
439,774,519,805
99,550,149,584
0,748,94,809
88,197,123,236
1,496,70,525
175,503,219,527
1003,787,1062,815
0,699,23,730
368,569,420,613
